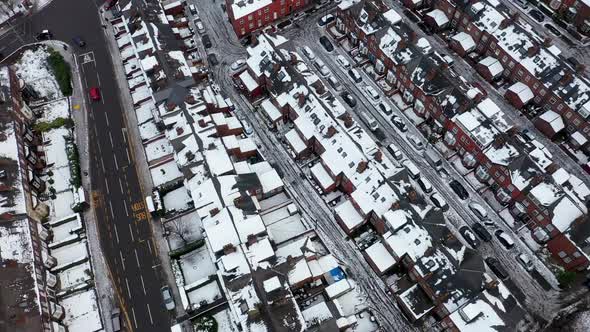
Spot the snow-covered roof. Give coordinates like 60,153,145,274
451,32,476,52
235,215,266,243
507,82,534,104
288,259,312,285
310,163,335,191
229,0,272,20
426,9,449,27
479,56,504,78
382,9,402,25
259,169,283,194
204,209,240,253
285,129,307,154
484,143,519,166
538,110,565,133
261,99,281,121
325,279,352,299
334,200,365,231
365,241,396,274
0,112,26,216
263,276,282,293
239,71,259,92
384,221,432,262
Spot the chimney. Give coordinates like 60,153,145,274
297,92,306,107
198,119,206,127
314,81,326,95
375,150,383,162
542,37,552,48
185,94,196,104
527,44,540,57
343,113,354,128
223,243,237,255
492,135,505,148
398,39,407,49
484,278,499,290
499,18,511,29
176,127,184,136
210,207,219,216
560,71,573,85
327,126,337,138
531,174,544,187
247,234,258,246
409,31,417,43
166,101,176,111
356,160,368,173
272,62,280,74
576,63,586,74
290,52,298,65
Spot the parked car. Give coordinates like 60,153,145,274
202,34,212,48
231,59,246,71
403,160,421,179
417,177,433,193
348,68,362,83
485,257,509,280
517,253,534,271
377,102,392,115
459,226,480,248
89,87,101,101
319,36,334,52
207,53,218,66
196,21,206,34
105,0,119,10
318,14,334,27
387,144,403,160
336,55,350,68
111,308,121,332
544,23,561,37
449,180,469,199
514,0,528,9
362,112,379,131
391,115,407,132
36,29,52,41
242,121,253,135
161,286,175,310
468,202,488,220
364,85,380,101
407,134,424,151
495,230,515,249
430,193,448,211
340,91,356,107
529,9,544,23
189,4,198,15
302,46,316,60
72,36,86,47
472,222,492,242
327,75,342,91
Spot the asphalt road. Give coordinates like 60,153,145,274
1,1,170,331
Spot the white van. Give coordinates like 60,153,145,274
403,160,420,179
424,147,442,171
361,112,378,131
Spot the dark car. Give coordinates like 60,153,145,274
319,36,334,52
36,30,52,41
544,24,562,37
417,22,432,35
459,226,480,248
403,9,420,23
202,34,212,48
485,257,509,280
207,53,218,66
529,9,544,23
472,222,492,242
318,14,334,27
340,91,357,107
391,115,407,132
449,180,469,199
72,36,86,47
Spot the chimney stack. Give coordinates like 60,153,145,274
297,92,306,107
356,160,368,173
527,44,540,57
327,126,337,138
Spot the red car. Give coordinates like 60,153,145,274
89,87,101,101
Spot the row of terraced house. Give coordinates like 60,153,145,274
334,0,590,271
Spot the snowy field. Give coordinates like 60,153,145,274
165,211,203,251
60,289,103,332
57,261,92,292
14,46,62,100
150,159,183,187
213,309,236,332
187,280,222,308
51,240,88,267
0,218,32,263
38,98,69,122
179,246,217,284
139,119,161,141
163,186,193,212
144,136,173,162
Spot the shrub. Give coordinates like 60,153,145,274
34,117,74,132
557,270,577,288
47,49,72,96
65,139,81,188
193,316,217,332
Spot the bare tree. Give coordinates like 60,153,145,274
167,219,191,246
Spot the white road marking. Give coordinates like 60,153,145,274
105,112,110,127
108,201,115,219
121,127,127,143
125,146,131,163
100,156,106,173
113,223,120,243
125,278,132,298
129,224,135,241
134,248,140,267
140,274,147,295
118,177,124,193
119,250,125,270
113,153,119,170
123,199,129,216
109,131,114,146
146,303,153,325
131,307,138,328
96,72,101,86
104,178,110,194
147,239,152,254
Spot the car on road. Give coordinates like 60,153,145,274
302,46,316,60
242,121,253,135
391,115,407,132
468,202,488,220
495,230,515,249
189,4,198,15
36,30,52,41
544,23,562,37
340,91,357,107
407,134,424,151
529,9,544,23
231,59,246,71
196,20,206,34
403,9,421,23
327,75,342,91
313,58,330,76
364,85,380,101
459,226,480,248
377,102,392,115
472,222,492,242
485,257,509,280
514,0,528,9
348,68,362,83
417,177,433,193
89,87,101,101
72,36,86,47
387,144,403,160
517,253,534,271
449,180,469,199
202,34,212,48
430,193,448,211
361,112,379,131
318,14,335,27
111,308,121,332
161,286,175,311
319,36,334,52
521,129,535,142
336,55,350,68
207,53,218,66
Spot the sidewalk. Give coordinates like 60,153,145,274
99,9,187,323
44,40,116,332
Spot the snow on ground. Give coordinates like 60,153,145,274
150,160,183,187
333,283,368,317
50,214,82,242
349,311,379,332
139,120,162,141
60,289,103,332
57,261,92,292
144,136,173,162
267,215,307,244
50,240,88,267
50,190,76,220
569,310,590,332
179,246,217,284
186,280,222,308
0,218,33,263
163,186,193,212
14,46,62,100
165,211,203,251
213,309,237,332
37,98,70,122
0,0,27,26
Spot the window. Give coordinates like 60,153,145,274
523,200,529,207
558,251,567,258
565,112,572,118
564,257,572,264
248,14,253,21
502,55,508,62
545,224,555,232
536,214,544,221
264,15,269,21
264,7,269,13
557,104,564,111
532,210,539,216
525,75,530,83
498,175,505,183
507,185,515,192
550,97,557,104
517,69,524,77
533,83,539,90
249,23,254,29
239,19,244,25
573,252,582,258
540,89,546,96
574,118,581,126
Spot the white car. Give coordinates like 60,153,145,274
407,135,425,151
302,46,316,60
430,193,448,211
242,121,253,135
517,253,534,271
468,202,488,220
336,55,350,68
195,21,205,34
364,85,380,101
231,59,246,71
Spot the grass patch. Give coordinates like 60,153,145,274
33,117,74,132
47,49,73,96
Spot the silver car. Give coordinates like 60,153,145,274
161,286,175,311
